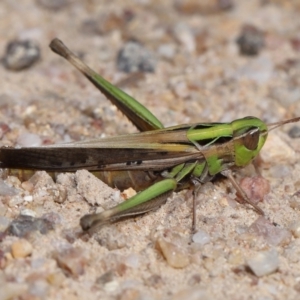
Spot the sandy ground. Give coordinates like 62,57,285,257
1,0,300,299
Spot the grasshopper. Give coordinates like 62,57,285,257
0,38,299,232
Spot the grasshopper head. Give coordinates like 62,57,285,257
232,116,300,167
231,117,268,167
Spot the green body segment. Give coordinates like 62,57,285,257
90,72,164,131
205,154,224,176
192,161,206,177
110,178,177,212
80,178,177,230
187,123,232,144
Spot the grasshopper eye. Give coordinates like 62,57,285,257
243,129,260,150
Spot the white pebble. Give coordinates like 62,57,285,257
246,249,279,277
103,280,120,293
23,195,33,202
17,133,42,147
157,44,176,59
124,254,140,269
20,208,36,217
192,230,210,245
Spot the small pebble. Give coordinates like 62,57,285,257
20,209,36,217
28,171,54,187
145,274,164,288
11,239,33,258
172,23,196,53
288,126,300,138
157,237,189,268
239,176,270,204
17,132,42,147
157,44,176,59
283,240,300,263
124,254,140,269
192,230,210,245
236,24,265,56
23,195,33,202
6,215,54,237
21,181,34,192
187,274,201,286
47,271,66,287
246,249,279,277
248,217,291,246
96,271,115,285
289,220,300,238
103,280,120,293
53,247,87,278
121,187,136,200
117,40,156,73
53,184,68,204
42,212,62,226
2,40,40,70
290,194,300,210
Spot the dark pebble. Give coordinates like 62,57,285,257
117,40,156,73
6,215,54,237
236,24,265,56
96,270,115,285
2,40,40,71
288,126,300,138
